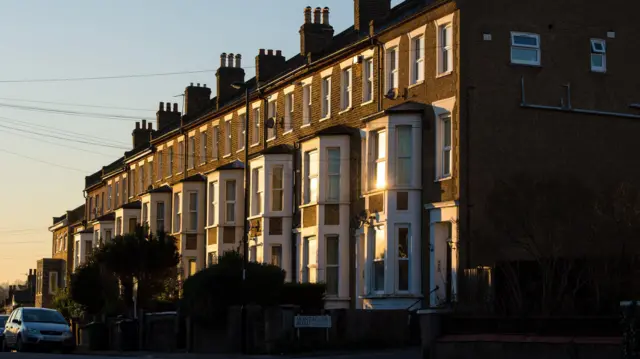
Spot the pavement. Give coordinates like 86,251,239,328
0,347,421,359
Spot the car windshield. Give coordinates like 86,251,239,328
0,316,7,326
21,309,66,324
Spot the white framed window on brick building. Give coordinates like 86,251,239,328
436,114,452,179
105,229,112,243
188,135,195,169
252,107,260,145
143,202,149,227
438,25,452,75
238,114,246,150
252,167,264,215
267,99,276,140
372,130,387,190
107,185,112,210
200,131,207,164
116,217,122,236
49,272,58,295
327,148,340,201
188,192,198,232
177,141,184,173
168,147,174,177
510,32,540,66
224,120,232,156
372,225,385,293
212,126,219,160
148,161,153,187
303,236,317,283
209,181,217,226
590,39,606,73
157,151,163,180
363,57,374,103
138,166,144,194
409,28,426,83
396,224,410,292
174,192,182,233
284,92,294,132
326,235,339,296
396,126,412,185
271,166,284,212
115,182,120,207
157,202,165,233
302,84,312,126
304,150,319,204
340,67,352,111
271,244,282,268
385,46,399,92
321,76,331,119
225,180,236,224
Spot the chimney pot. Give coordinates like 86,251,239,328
166,102,171,111
235,54,242,68
148,122,152,130
314,7,321,24
276,50,282,57
322,7,330,25
228,53,234,68
190,82,194,86
197,83,200,87
220,53,227,67
304,6,312,23
173,103,178,112
159,101,164,111
135,122,140,129
203,84,207,88
142,119,147,128
259,49,265,55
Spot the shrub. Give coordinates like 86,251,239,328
280,282,326,314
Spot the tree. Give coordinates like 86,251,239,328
69,259,120,319
52,288,85,321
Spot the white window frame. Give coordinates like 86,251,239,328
115,181,120,207
321,76,331,119
270,244,283,268
267,100,277,141
48,271,58,295
199,131,207,164
271,166,284,212
396,125,412,186
371,130,387,190
340,67,352,111
363,57,374,103
157,201,165,233
224,120,232,156
284,92,294,133
302,84,312,126
590,38,606,73
168,147,174,177
209,181,217,226
396,224,410,292
252,107,260,145
148,161,154,186
385,44,399,92
177,141,184,173
174,192,182,233
304,236,318,283
304,150,319,204
142,202,149,227
372,225,386,293
212,126,219,160
436,114,452,179
137,166,144,195
225,180,236,224
237,114,246,150
409,24,427,83
325,235,339,296
157,151,163,180
252,167,264,216
188,191,198,232
188,136,195,169
327,147,340,202
107,185,112,210
437,24,453,75
510,32,541,66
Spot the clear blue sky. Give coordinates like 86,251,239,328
0,0,404,283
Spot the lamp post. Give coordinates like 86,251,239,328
231,81,250,354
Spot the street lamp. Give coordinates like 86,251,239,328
230,81,250,354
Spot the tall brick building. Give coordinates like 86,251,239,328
57,0,640,310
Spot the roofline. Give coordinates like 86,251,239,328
124,147,153,164
48,219,68,232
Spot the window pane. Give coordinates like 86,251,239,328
443,118,452,147
326,267,339,295
376,161,386,189
273,190,283,211
513,35,538,46
398,260,409,291
397,127,411,156
377,131,386,159
444,149,451,175
189,193,197,211
327,236,339,265
271,245,282,267
375,228,386,260
591,54,604,67
307,237,317,265
226,203,235,222
310,177,318,202
511,48,538,63
309,152,319,175
328,176,340,201
397,159,411,185
328,148,340,173
226,181,236,200
374,262,385,291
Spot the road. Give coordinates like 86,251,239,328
0,347,421,359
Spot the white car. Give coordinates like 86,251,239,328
2,307,75,353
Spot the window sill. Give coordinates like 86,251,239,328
267,137,276,142
408,80,424,88
435,71,453,79
365,188,387,196
236,148,245,154
435,176,452,182
251,143,260,148
165,176,172,180
301,123,311,129
338,107,352,115
510,61,542,68
361,293,422,299
248,214,263,220
176,171,183,176
222,154,232,159
361,100,374,107
319,116,330,122
283,129,293,136
299,202,318,209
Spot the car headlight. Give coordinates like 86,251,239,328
26,328,39,334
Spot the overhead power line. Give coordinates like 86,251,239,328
0,148,90,173
0,123,129,150
0,128,116,157
0,69,221,84
0,102,153,121
0,96,152,112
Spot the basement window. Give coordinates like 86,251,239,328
510,32,540,66
590,39,606,73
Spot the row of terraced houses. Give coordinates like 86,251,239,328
33,0,640,311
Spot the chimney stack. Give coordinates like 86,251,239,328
299,5,334,56
156,101,181,131
184,82,212,117
216,51,245,109
255,49,286,85
354,0,391,32
132,119,154,149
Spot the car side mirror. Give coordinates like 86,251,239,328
12,319,21,325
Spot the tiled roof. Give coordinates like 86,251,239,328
180,173,207,183
385,101,429,113
96,212,115,222
52,214,67,225
215,160,245,171
103,156,125,176
85,170,102,189
118,201,142,210
124,144,152,159
146,185,173,194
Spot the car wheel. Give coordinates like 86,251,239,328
0,337,6,352
15,335,25,352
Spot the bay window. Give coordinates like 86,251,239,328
396,126,412,185
326,235,339,296
304,150,319,204
188,192,198,232
225,180,236,223
271,166,284,211
157,202,165,233
327,148,340,201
